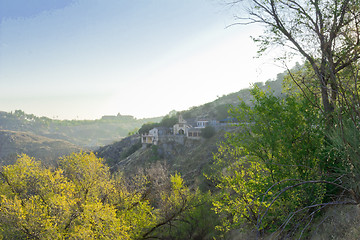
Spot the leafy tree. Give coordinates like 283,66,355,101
283,62,360,198
159,114,178,128
201,126,216,139
138,113,177,135
138,122,159,135
0,153,206,239
0,154,75,239
207,87,326,236
0,153,129,239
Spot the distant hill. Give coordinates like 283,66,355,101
0,111,162,148
0,71,286,149
178,76,284,120
0,130,82,166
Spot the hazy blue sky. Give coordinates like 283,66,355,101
0,0,289,120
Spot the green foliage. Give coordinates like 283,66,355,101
326,119,360,195
127,128,139,136
138,122,159,135
159,114,178,128
207,86,326,235
149,145,160,162
201,126,216,139
138,114,177,135
0,153,128,239
215,104,230,120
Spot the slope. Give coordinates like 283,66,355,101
0,130,82,166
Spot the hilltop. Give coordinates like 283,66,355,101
177,75,284,120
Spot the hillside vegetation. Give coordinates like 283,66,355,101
179,73,284,120
1,0,360,237
2,65,360,238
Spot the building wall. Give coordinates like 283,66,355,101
173,123,191,135
187,129,201,139
196,120,208,128
141,135,154,144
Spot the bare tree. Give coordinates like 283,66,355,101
231,0,360,120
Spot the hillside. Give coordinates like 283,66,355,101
94,78,286,185
96,129,232,189
178,76,284,120
0,130,82,166
0,111,162,148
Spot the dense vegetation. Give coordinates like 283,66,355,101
0,152,218,239
204,0,360,238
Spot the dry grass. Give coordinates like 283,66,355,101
310,204,360,240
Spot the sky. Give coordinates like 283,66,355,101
0,0,292,120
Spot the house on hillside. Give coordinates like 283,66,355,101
141,115,224,145
173,115,192,135
141,128,159,145
141,126,171,145
173,116,211,139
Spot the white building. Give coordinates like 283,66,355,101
195,120,209,128
141,128,159,145
173,115,192,135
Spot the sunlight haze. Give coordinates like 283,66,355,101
0,0,288,120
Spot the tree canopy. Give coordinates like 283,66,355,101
0,153,209,239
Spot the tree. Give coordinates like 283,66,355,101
0,153,129,239
232,0,360,119
138,122,158,135
159,113,178,128
201,126,216,139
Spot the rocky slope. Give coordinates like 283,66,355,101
96,129,234,188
